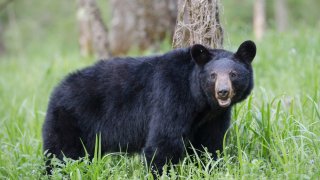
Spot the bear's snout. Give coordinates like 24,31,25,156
214,74,234,108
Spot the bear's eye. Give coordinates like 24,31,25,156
230,71,237,78
210,73,217,80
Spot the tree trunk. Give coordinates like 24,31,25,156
0,0,16,55
0,22,5,55
274,0,288,32
77,0,110,59
172,0,224,49
253,0,266,40
109,0,177,55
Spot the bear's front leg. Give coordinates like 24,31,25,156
192,111,231,159
143,131,185,175
143,95,193,175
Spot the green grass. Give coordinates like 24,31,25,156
1,1,320,178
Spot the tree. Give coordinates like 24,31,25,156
253,0,266,40
0,22,5,54
274,0,288,32
172,0,223,49
0,0,15,55
77,0,110,59
109,0,177,55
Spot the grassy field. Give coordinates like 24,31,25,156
1,2,320,179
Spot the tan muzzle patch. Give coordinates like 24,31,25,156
215,74,234,108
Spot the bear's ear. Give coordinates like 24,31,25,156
190,44,211,66
235,40,256,64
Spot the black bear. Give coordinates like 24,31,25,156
42,40,256,174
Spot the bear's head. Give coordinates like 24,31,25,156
191,41,256,108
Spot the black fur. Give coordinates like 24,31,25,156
42,41,256,174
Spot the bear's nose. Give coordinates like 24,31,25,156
217,89,229,98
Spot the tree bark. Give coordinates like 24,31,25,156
109,0,177,55
0,22,5,55
77,0,110,59
253,0,266,40
274,0,288,32
172,0,224,49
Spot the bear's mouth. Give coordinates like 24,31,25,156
217,97,231,108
